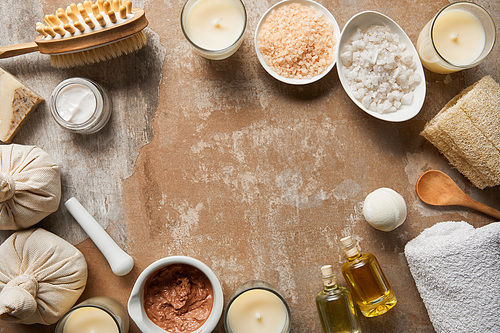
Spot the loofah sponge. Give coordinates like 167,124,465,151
421,76,500,189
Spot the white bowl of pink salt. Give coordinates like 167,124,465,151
128,256,223,333
255,0,341,85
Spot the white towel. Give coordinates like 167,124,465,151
404,221,500,333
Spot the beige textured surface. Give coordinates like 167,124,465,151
0,0,499,332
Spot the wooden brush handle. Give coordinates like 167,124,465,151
0,42,39,58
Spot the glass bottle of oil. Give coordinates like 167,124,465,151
340,236,397,317
315,265,361,333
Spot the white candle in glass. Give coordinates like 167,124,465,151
225,281,291,333
55,297,129,333
431,9,485,66
416,2,496,74
181,0,246,60
62,307,119,333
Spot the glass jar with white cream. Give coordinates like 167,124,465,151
50,78,111,134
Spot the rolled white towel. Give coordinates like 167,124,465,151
404,221,500,333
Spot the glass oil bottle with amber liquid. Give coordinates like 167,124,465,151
340,236,397,317
316,265,361,333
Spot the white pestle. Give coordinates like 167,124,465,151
65,197,134,276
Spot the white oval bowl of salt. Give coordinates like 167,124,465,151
337,11,426,122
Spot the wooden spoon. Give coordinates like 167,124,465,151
416,170,500,219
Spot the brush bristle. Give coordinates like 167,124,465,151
50,30,147,68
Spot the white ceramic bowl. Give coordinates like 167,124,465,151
336,11,426,122
128,256,223,333
255,0,341,85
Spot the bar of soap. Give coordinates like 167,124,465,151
0,68,43,143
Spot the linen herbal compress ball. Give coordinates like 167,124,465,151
0,228,88,325
0,144,61,230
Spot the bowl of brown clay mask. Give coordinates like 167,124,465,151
128,256,223,333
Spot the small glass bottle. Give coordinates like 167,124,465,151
340,236,397,317
316,265,361,333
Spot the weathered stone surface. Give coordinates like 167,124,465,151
0,0,498,332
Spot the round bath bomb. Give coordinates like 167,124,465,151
363,188,407,232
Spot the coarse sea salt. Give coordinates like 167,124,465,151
340,25,421,114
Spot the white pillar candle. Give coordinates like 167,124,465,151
226,288,289,333
416,2,495,74
181,0,246,60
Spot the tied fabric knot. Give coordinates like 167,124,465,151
0,274,38,321
0,172,15,202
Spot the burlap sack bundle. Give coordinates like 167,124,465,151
0,228,88,325
0,144,61,230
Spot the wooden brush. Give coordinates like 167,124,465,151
0,0,148,68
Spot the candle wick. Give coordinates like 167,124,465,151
256,313,261,321
451,33,459,42
214,18,222,28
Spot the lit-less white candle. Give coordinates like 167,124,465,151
181,0,246,60
416,2,495,74
227,289,288,333
431,9,485,67
62,307,119,333
56,297,129,333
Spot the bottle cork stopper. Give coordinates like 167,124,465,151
321,265,333,276
320,265,336,287
340,236,359,258
340,236,353,247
